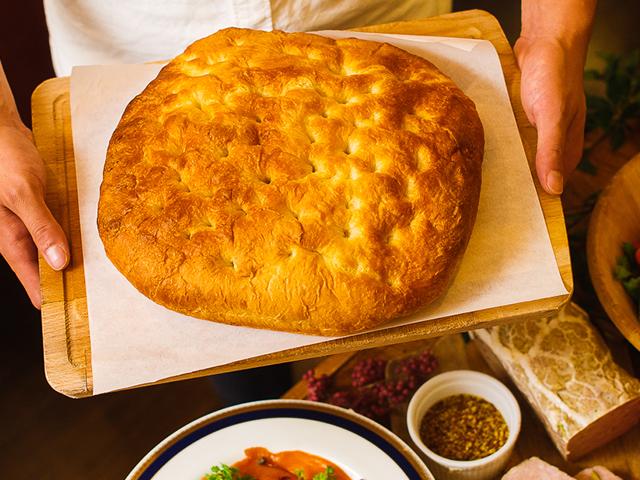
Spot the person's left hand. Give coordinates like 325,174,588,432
514,34,588,195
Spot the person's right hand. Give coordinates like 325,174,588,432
0,121,70,309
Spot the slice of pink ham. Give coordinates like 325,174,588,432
502,457,574,479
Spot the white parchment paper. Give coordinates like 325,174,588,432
70,32,568,394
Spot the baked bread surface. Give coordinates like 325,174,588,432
97,28,484,336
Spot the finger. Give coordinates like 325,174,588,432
12,190,70,272
1,170,70,273
534,112,567,195
0,207,42,308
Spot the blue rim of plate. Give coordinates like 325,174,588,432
127,399,433,480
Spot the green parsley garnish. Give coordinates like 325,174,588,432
206,464,339,480
294,465,338,480
310,466,338,480
206,464,257,480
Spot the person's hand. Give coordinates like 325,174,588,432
1,64,70,309
0,123,70,309
515,35,587,195
516,0,596,195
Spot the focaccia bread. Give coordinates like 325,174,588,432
97,28,484,336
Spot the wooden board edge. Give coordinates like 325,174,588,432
32,77,94,398
122,293,571,393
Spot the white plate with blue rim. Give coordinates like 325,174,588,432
125,399,435,480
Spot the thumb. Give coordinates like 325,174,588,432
534,114,566,195
26,197,70,272
8,185,70,272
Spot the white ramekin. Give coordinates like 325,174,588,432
406,370,521,480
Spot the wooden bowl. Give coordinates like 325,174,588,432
587,153,640,350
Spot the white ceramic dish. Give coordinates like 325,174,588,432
126,398,435,480
406,370,521,480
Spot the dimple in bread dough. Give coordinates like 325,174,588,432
97,28,484,336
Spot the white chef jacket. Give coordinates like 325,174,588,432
44,0,452,77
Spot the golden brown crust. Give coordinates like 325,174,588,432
97,28,484,336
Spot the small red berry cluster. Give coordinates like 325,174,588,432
303,350,438,420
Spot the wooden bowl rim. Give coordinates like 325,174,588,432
586,153,640,351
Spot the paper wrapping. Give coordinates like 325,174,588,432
69,32,568,394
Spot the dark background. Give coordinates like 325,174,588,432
1,1,639,478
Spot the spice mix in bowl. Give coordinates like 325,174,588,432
406,370,521,480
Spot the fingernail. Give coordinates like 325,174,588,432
546,170,564,195
45,245,68,270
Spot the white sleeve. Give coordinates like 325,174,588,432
44,0,273,76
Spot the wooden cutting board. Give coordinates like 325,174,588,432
31,10,573,398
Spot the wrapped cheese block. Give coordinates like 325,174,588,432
471,302,640,461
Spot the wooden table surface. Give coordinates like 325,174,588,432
31,9,572,398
